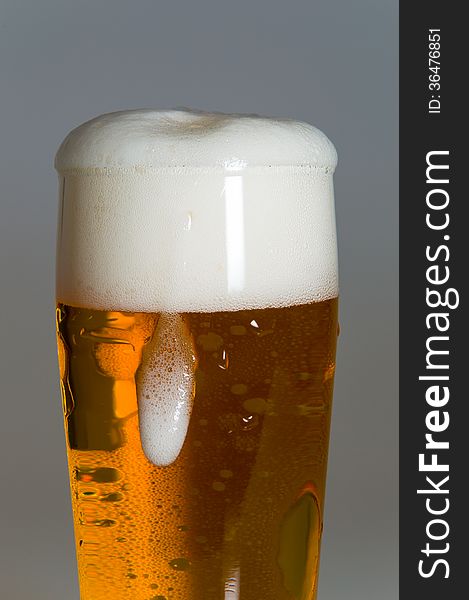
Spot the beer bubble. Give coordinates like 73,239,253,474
230,325,246,335
56,334,67,381
168,557,190,571
100,492,123,503
197,332,223,352
323,363,336,382
212,481,226,492
231,383,248,395
92,519,116,528
243,397,268,414
219,469,233,479
77,467,122,483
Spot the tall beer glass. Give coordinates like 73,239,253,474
55,109,339,600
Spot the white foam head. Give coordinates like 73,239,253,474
55,109,338,313
55,108,337,172
55,109,338,466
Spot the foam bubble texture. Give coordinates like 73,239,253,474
136,314,196,466
56,110,338,313
55,109,337,171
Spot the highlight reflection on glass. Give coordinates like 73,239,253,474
224,566,240,599
224,174,245,294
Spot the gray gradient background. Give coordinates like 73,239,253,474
0,1,398,598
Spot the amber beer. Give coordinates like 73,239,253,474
55,109,339,599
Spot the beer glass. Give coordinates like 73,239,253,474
55,109,339,600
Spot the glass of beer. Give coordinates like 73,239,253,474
55,109,339,600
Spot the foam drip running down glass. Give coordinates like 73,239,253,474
55,109,339,600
